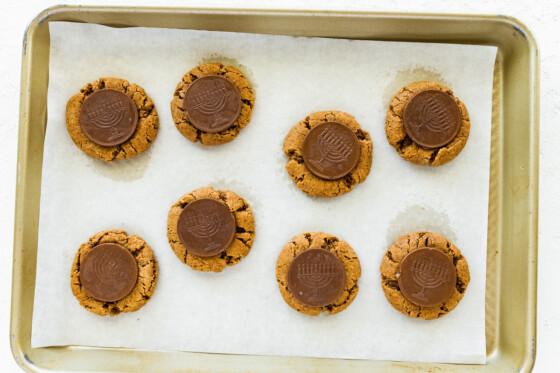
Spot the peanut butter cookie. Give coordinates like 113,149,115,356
276,232,361,316
380,231,470,320
70,229,158,317
385,81,470,166
66,77,159,162
167,187,255,272
171,62,255,146
283,111,373,198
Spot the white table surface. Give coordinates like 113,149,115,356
0,1,557,372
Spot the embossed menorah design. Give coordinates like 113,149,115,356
297,258,336,299
409,258,450,301
91,253,128,289
186,213,223,252
311,126,353,170
86,101,127,141
418,96,453,137
191,81,230,128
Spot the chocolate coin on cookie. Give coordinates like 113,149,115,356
283,111,372,197
171,63,255,145
397,247,457,307
287,248,346,307
177,198,236,257
381,232,469,319
183,75,242,133
167,187,255,272
71,229,158,316
302,122,361,180
79,88,139,146
386,82,470,166
402,90,462,149
276,231,361,316
79,243,138,302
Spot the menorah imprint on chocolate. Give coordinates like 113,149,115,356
89,251,130,289
85,100,127,141
191,81,231,129
415,96,453,140
310,125,354,171
79,243,138,302
297,258,337,300
185,213,224,253
409,257,451,301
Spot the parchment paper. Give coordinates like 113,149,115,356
31,22,497,364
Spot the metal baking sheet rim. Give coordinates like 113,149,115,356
11,5,539,373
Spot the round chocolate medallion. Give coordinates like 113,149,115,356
397,247,457,307
183,75,242,133
287,248,346,307
402,90,462,149
177,198,236,257
302,122,361,180
79,89,138,146
79,243,138,302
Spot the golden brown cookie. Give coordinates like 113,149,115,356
170,62,255,146
66,77,159,162
283,111,373,198
167,187,255,272
380,231,470,320
70,229,158,317
276,232,361,316
385,81,470,166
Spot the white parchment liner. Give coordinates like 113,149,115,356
31,22,497,364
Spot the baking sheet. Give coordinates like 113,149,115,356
31,22,496,364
